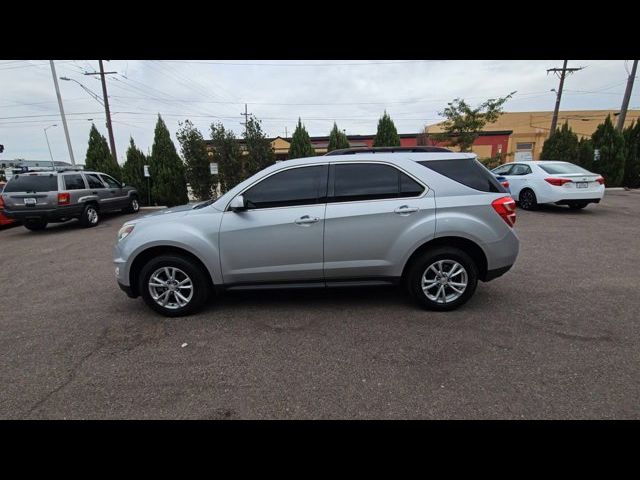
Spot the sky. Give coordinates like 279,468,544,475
0,60,638,165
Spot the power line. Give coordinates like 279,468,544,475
547,61,585,133
157,60,439,67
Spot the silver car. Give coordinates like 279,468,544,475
113,148,519,316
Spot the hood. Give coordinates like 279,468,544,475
125,201,223,226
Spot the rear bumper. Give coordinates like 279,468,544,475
2,205,83,222
554,198,601,206
483,265,512,282
537,185,605,204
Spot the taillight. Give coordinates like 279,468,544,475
501,180,509,189
595,176,605,185
545,177,572,186
58,192,70,205
0,195,4,208
492,196,516,227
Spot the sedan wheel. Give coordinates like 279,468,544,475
519,189,538,210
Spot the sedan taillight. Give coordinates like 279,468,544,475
595,176,605,185
501,180,509,189
492,196,516,227
545,177,572,186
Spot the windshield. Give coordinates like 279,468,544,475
4,175,58,193
538,162,592,175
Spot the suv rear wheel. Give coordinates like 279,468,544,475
125,196,140,214
138,254,211,317
407,247,478,311
24,219,48,231
79,204,100,228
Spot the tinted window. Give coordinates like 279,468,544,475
243,165,327,209
538,162,591,175
63,174,86,190
492,164,513,175
510,164,532,175
4,175,58,193
332,164,424,202
418,158,506,193
99,174,121,188
85,174,105,189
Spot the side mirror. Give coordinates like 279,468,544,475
229,194,246,212
121,182,126,187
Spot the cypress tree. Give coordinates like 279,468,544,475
121,137,149,204
576,137,594,172
149,115,188,207
591,115,626,187
327,122,350,152
177,120,214,201
373,111,401,147
288,118,315,159
85,124,121,180
623,121,640,188
210,122,243,193
540,121,579,162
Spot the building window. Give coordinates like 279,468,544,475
516,142,533,151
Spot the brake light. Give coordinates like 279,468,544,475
545,177,572,186
501,180,509,189
0,195,4,208
58,192,70,205
595,176,605,185
492,196,516,227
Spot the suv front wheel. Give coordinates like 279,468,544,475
138,254,211,317
407,247,478,311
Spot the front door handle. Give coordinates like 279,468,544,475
295,215,320,226
394,205,419,215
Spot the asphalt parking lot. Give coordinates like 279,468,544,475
1,190,640,419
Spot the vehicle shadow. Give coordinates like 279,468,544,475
517,203,596,215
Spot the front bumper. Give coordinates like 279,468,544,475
118,281,137,298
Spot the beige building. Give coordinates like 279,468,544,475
427,110,640,162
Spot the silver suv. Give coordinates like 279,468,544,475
1,169,139,231
113,148,519,316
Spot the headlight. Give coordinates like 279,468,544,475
117,224,135,241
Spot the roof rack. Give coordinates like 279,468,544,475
324,146,453,156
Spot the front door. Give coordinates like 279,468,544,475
99,173,128,210
219,164,328,285
503,163,533,198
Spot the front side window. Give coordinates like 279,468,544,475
85,174,105,189
63,174,86,190
332,163,424,202
99,174,121,189
243,165,327,209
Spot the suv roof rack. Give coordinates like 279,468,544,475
324,146,453,156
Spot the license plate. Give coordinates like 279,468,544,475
23,198,37,205
575,182,588,189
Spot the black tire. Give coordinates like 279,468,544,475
79,203,100,228
406,247,478,311
138,254,211,317
24,219,48,231
125,195,140,214
568,202,587,210
518,188,538,210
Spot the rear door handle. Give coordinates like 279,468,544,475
295,215,320,226
394,205,419,215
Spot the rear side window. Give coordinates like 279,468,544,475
418,158,506,193
331,163,424,202
538,162,591,175
63,174,86,190
4,175,58,193
85,174,105,189
243,165,327,209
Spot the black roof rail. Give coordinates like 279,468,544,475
324,146,453,156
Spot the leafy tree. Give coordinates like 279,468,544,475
149,115,188,207
177,120,214,201
244,115,275,177
85,124,121,180
416,126,430,146
121,137,149,204
541,121,579,161
327,122,350,151
434,92,515,152
210,122,243,193
591,115,626,187
576,137,594,172
623,121,640,188
288,118,315,159
373,111,401,147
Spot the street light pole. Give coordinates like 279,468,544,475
49,61,76,165
44,124,57,169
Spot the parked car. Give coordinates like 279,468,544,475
114,147,519,317
1,169,140,231
492,161,605,210
0,181,18,227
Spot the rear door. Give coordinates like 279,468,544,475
503,163,533,198
84,173,111,207
61,173,89,206
323,162,435,280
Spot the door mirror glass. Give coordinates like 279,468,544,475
229,194,246,211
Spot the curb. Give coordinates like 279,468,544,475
605,187,625,191
140,206,168,210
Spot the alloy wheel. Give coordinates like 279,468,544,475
148,266,194,310
421,260,468,304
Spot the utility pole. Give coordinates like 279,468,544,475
284,127,288,138
616,60,638,131
240,103,253,136
49,61,76,165
85,60,118,162
547,60,584,134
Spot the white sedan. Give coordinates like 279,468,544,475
491,161,605,210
